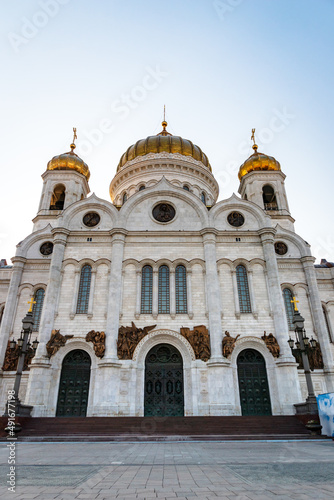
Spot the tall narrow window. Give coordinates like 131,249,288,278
32,289,45,331
141,265,153,314
283,288,294,330
201,191,206,204
0,305,4,326
158,265,170,314
262,185,278,211
323,306,332,342
76,265,92,314
122,193,127,204
50,184,65,210
236,265,251,313
176,265,187,314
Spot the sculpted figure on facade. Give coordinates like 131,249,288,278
262,331,280,358
86,330,106,358
46,330,73,358
292,340,324,370
222,331,240,358
117,322,156,360
180,325,211,361
2,340,34,371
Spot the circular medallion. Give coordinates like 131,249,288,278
275,242,288,255
152,203,175,223
40,242,53,256
227,212,245,227
83,212,100,227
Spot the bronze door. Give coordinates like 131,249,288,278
56,350,91,417
237,348,272,416
144,344,184,417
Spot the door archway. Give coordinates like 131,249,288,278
237,348,272,416
56,349,91,417
144,343,184,417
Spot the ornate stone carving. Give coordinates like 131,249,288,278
261,331,280,358
180,325,211,362
222,331,240,358
86,330,105,358
46,330,73,358
117,322,156,360
292,341,324,371
2,341,34,371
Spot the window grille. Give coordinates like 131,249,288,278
32,288,45,331
175,265,187,314
76,265,92,314
236,265,252,313
158,265,170,314
141,265,153,314
283,288,294,330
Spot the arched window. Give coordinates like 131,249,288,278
76,265,92,314
158,265,170,314
175,265,187,314
141,265,153,314
183,185,190,191
283,288,294,330
323,306,332,342
0,305,4,326
50,184,65,210
262,185,278,210
122,193,127,204
139,185,146,191
236,265,251,313
201,191,206,204
32,288,45,331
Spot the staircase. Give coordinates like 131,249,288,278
0,415,320,441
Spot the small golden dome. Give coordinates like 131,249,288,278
117,121,211,172
238,144,281,180
47,143,90,180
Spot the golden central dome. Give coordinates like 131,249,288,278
47,144,90,180
238,144,281,180
117,122,211,172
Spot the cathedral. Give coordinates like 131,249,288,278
0,121,333,418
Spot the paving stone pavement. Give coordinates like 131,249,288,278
0,440,333,500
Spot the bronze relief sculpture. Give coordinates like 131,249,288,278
222,331,240,358
46,330,73,358
180,325,211,362
86,330,106,358
262,331,280,358
117,322,157,360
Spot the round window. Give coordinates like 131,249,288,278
227,212,245,227
83,212,100,227
275,242,288,255
40,242,54,256
152,203,176,223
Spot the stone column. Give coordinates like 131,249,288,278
259,228,300,415
170,269,176,318
152,270,158,319
186,269,194,319
70,269,81,319
200,229,223,361
94,230,125,416
259,228,292,359
0,257,26,370
104,230,127,361
135,270,141,319
231,270,240,318
248,270,258,319
35,228,70,358
301,256,334,391
87,269,96,318
25,228,69,415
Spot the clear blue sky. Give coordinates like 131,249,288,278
1,0,333,263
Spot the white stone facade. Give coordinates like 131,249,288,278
1,134,334,418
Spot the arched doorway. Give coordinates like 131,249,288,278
237,348,272,416
56,350,91,417
144,343,184,417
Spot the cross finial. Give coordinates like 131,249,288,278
163,104,166,122
251,128,258,152
71,127,77,151
291,296,299,312
27,297,36,313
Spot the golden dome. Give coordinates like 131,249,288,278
47,143,90,181
238,144,281,180
117,122,211,172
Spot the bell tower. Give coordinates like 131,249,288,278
238,130,294,231
34,129,90,231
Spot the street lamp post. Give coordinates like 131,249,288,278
3,300,39,418
287,297,318,415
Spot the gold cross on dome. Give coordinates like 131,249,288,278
72,127,77,144
291,296,299,312
27,297,36,313
251,128,256,145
